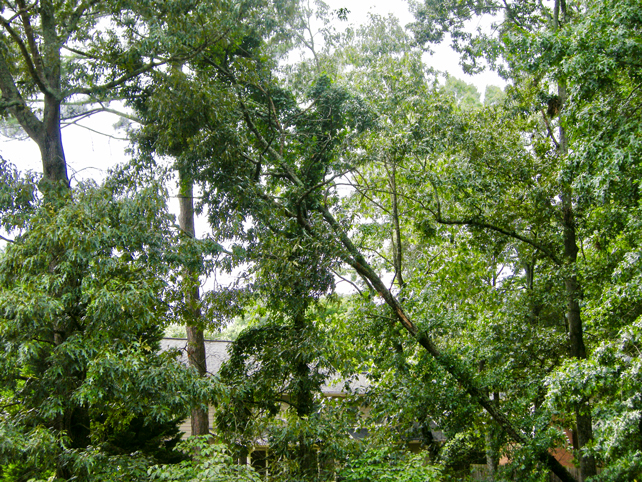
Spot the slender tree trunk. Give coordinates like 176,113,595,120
485,392,501,481
292,307,316,476
558,81,596,482
387,159,404,288
178,175,209,436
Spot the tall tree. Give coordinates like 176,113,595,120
178,172,209,436
0,169,212,480
0,0,237,196
129,0,301,439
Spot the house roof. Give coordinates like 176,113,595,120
160,337,232,376
160,338,369,396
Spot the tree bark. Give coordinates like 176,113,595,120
292,307,316,476
178,175,209,436
315,204,579,482
558,80,596,482
40,95,69,189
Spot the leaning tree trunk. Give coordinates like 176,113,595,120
178,174,209,436
235,103,580,481
315,203,579,482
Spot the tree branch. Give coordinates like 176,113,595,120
0,48,44,141
16,0,49,91
427,178,561,265
68,59,166,97
0,13,54,97
434,215,561,265
0,234,16,244
541,109,560,148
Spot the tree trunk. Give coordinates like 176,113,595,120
387,159,404,288
40,94,69,191
178,175,209,436
316,204,579,482
292,307,316,476
558,81,597,482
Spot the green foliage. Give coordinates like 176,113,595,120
409,0,642,479
2,1,636,480
148,436,262,482
484,85,506,106
0,158,38,236
443,75,482,109
338,446,443,482
0,179,212,479
545,319,642,481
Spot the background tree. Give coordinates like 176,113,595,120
407,0,641,478
0,168,214,480
0,0,249,195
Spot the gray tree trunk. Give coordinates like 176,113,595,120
558,81,597,482
178,176,209,436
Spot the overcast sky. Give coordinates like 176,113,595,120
324,0,504,90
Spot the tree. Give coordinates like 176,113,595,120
444,74,482,109
0,0,246,196
0,168,215,480
128,0,302,439
406,0,642,478
126,5,599,479
36,2,637,480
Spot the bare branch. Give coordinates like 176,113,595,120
330,268,364,296
0,234,16,244
60,104,141,124
61,118,129,140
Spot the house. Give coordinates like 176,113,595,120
160,338,368,436
161,338,583,481
161,337,372,477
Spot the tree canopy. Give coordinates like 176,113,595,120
1,0,642,481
